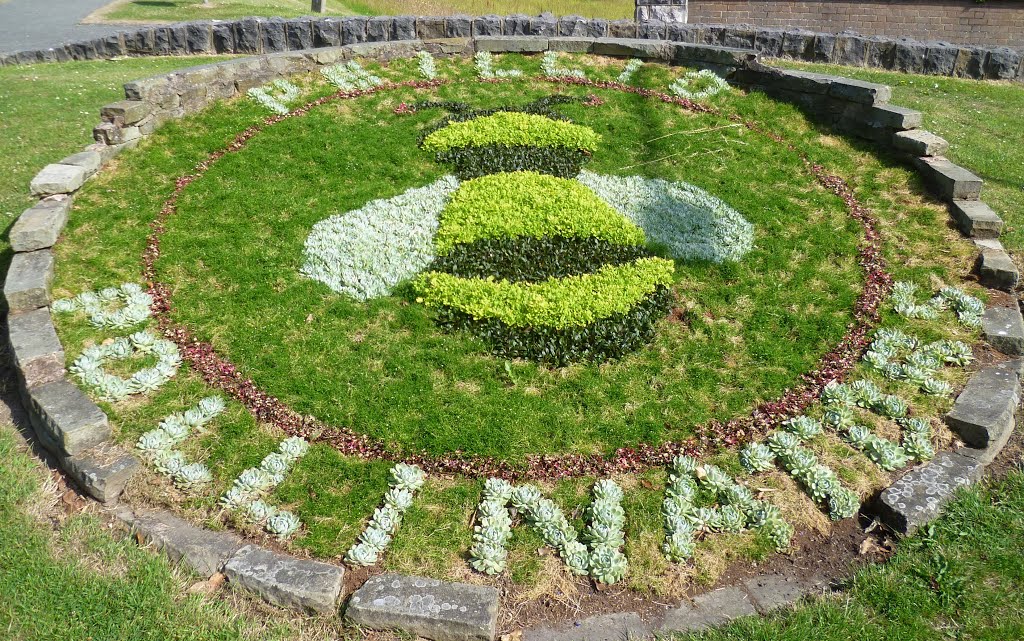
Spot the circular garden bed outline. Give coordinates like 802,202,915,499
141,73,892,482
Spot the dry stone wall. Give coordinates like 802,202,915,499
0,15,1021,81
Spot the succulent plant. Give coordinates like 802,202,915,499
717,505,746,533
801,465,839,503
469,541,508,575
383,487,414,511
828,488,860,520
721,484,757,511
700,465,734,495
663,527,696,562
882,362,905,381
562,540,591,576
137,429,174,454
198,396,227,418
236,468,273,494
906,350,941,372
672,455,700,475
821,381,855,406
390,462,426,492
483,478,514,502
158,419,190,444
921,377,953,396
850,380,882,408
767,431,802,457
279,436,310,461
266,510,302,539
863,350,890,371
898,417,931,436
129,368,167,394
589,547,628,584
874,395,909,419
52,298,77,313
667,472,698,501
154,450,186,476
901,365,931,387
822,405,856,430
358,525,392,551
220,486,249,509
760,517,794,551
739,442,775,473
182,407,208,428
944,340,974,367
344,542,380,566
244,499,278,523
511,485,542,511
782,415,823,440
902,431,935,461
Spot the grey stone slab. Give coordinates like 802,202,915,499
924,44,958,76
876,452,984,534
607,19,637,39
58,150,102,177
417,17,447,40
135,509,244,576
285,18,313,51
893,129,949,157
637,19,667,41
781,29,815,59
828,77,891,105
977,248,1019,291
366,16,392,42
722,27,755,51
982,307,1024,356
914,156,983,201
233,17,262,54
4,249,54,312
10,196,71,252
524,611,649,641
974,238,1004,252
391,15,417,41
212,22,234,53
953,47,986,79
312,18,341,47
946,359,1021,448
261,17,287,52
474,36,548,53
61,445,139,504
185,21,213,54
27,379,110,456
985,47,1022,80
548,37,595,54
668,23,700,44
592,37,672,60
29,163,86,196
472,15,503,37
347,573,498,641
658,587,756,633
7,307,64,389
743,574,823,613
771,68,834,94
754,28,785,57
504,14,531,36
863,104,922,129
951,200,1003,239
893,38,926,73
812,33,836,62
834,33,868,67
224,545,343,613
445,15,471,39
530,14,558,37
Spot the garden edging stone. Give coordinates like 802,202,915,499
2,38,1018,641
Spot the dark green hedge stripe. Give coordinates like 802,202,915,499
432,235,652,283
434,144,591,180
434,286,675,366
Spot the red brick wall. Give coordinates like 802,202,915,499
686,0,1024,48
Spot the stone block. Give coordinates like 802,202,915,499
772,68,834,94
10,196,71,252
445,15,472,39
722,27,755,51
98,33,126,57
548,38,595,54
637,19,667,41
892,129,948,157
950,200,1003,238
504,14,531,37
233,18,262,54
834,33,868,67
4,249,54,312
473,15,503,37
914,156,982,200
417,17,447,40
668,23,700,44
743,574,825,613
924,44,958,76
584,18,608,38
977,248,1019,291
529,15,557,37
285,18,313,51
557,15,587,37
754,28,785,57
953,47,986,79
125,28,155,54
7,307,64,389
812,33,836,62
261,17,287,52
876,452,985,534
608,19,637,39
59,150,103,177
946,359,1021,448
347,573,499,641
893,38,926,73
224,546,343,613
62,446,139,504
102,99,151,126
135,510,244,576
593,38,671,60
658,587,756,633
866,36,896,68
985,47,1022,80
185,22,213,54
27,379,110,456
212,22,234,53
389,15,415,41
982,307,1024,356
366,16,392,42
524,612,648,641
862,104,921,129
30,163,86,196
828,78,891,105
781,29,814,59
67,40,98,61
312,18,342,47
475,36,548,53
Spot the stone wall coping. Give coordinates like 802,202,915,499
2,39,1020,641
0,15,1020,81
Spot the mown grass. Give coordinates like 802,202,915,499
45,53,978,594
91,0,635,23
778,61,1024,255
0,418,299,641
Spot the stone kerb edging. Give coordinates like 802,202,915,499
0,14,1021,82
2,40,1022,641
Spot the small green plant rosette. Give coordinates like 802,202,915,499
422,111,601,155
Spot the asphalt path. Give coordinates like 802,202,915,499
0,0,137,54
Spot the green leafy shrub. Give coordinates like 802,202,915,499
434,286,674,366
421,111,601,154
434,172,647,254
415,257,675,330
434,143,591,179
430,235,650,283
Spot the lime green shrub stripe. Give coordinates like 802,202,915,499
421,111,602,153
435,171,647,253
415,257,675,329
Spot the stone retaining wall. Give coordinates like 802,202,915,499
0,15,1021,81
680,0,1024,49
3,38,1022,641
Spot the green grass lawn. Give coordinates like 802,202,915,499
1,55,1022,638
89,0,635,23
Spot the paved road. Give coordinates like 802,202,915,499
0,0,136,54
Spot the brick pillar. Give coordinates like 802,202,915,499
635,0,688,22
